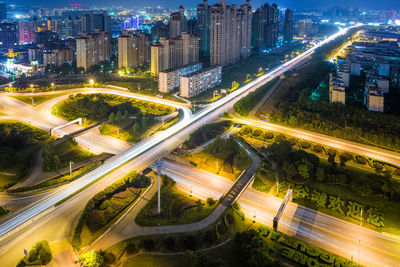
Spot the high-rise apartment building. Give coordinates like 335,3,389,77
57,16,81,38
0,23,17,50
262,3,279,48
197,0,211,55
150,42,165,77
298,19,312,37
0,3,6,21
210,0,252,67
150,21,168,42
252,3,279,51
34,30,59,45
18,20,39,43
283,9,294,42
118,30,149,69
81,11,111,34
251,8,264,51
150,33,199,76
43,48,74,67
76,30,110,70
169,5,188,38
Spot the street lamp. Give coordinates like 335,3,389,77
155,159,164,215
30,84,34,93
69,161,74,176
51,82,55,91
89,79,94,87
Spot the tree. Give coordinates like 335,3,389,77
339,155,347,168
130,122,141,140
328,154,336,169
234,230,275,266
297,164,310,181
316,167,325,182
80,251,104,267
283,161,297,179
184,251,198,267
266,141,293,164
109,113,115,124
116,110,123,123
124,110,129,121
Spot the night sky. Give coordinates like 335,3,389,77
8,0,400,10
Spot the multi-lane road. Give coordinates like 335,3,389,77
0,26,383,265
158,159,400,267
236,117,400,167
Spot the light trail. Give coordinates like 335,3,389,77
0,26,354,238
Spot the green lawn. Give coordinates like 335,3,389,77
103,79,186,103
136,175,218,226
0,121,50,189
11,93,70,106
74,173,151,248
10,161,100,193
182,121,232,150
191,43,307,102
182,137,251,181
55,139,94,169
122,254,182,267
99,121,134,142
52,93,173,124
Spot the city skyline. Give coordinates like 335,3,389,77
0,0,399,266
5,0,400,10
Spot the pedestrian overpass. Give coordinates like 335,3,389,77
50,118,82,137
273,189,293,232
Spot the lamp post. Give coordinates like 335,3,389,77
155,159,164,214
51,82,55,91
69,161,74,176
30,84,33,93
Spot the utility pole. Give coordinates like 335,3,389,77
155,159,164,214
69,161,73,176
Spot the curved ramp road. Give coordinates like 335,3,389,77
0,88,191,154
0,27,354,252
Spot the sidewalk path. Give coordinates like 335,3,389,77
248,78,283,118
